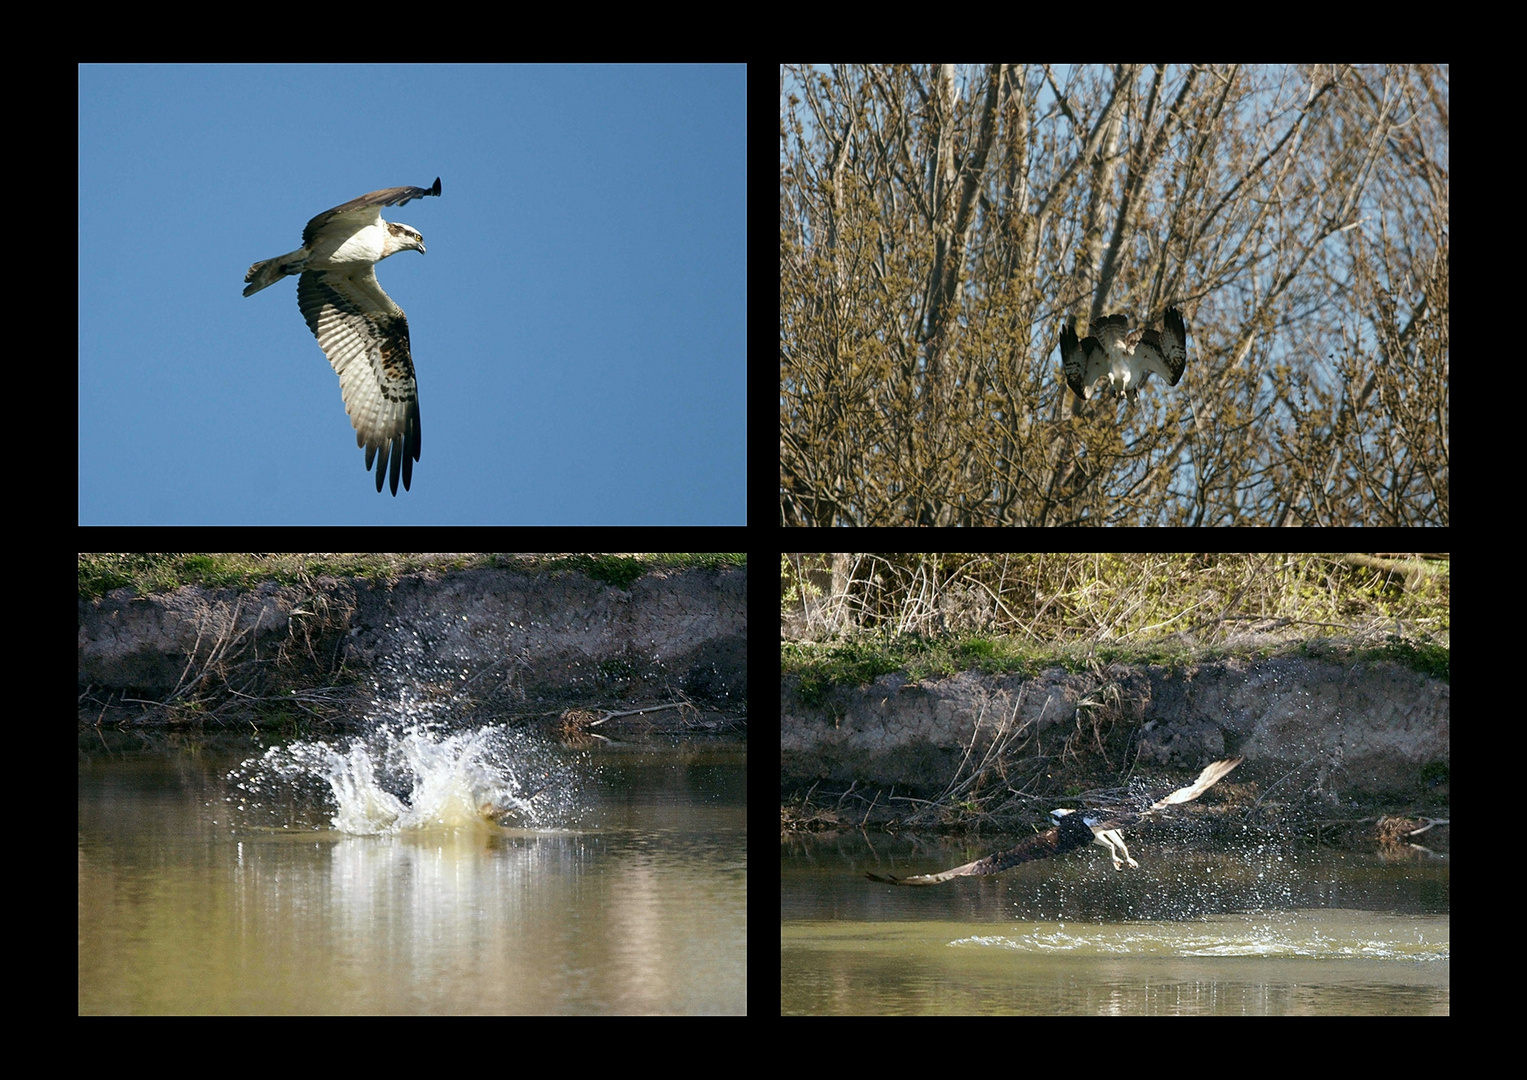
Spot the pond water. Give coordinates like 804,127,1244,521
79,726,746,1015
784,833,1447,1015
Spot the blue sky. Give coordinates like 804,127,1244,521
80,65,747,524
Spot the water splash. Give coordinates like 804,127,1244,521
228,619,592,834
228,723,585,835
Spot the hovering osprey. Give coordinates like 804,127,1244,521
1059,307,1189,409
865,757,1242,886
244,178,441,494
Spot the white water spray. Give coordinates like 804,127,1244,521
229,722,584,835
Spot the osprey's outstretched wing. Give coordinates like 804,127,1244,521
298,268,421,495
865,757,1243,884
297,178,443,249
865,812,1095,885
1128,307,1189,398
1059,321,1109,402
1146,754,1241,811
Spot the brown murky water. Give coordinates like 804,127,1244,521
79,737,746,1014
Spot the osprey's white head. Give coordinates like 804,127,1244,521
383,221,426,258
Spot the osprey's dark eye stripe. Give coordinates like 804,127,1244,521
243,178,441,495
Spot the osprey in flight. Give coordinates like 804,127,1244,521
1059,307,1189,409
865,757,1242,886
244,178,441,494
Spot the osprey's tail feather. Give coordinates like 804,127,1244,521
243,247,308,297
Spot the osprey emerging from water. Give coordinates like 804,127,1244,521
1059,307,1189,410
865,757,1242,886
244,178,441,494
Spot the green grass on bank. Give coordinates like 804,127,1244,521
79,552,746,601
